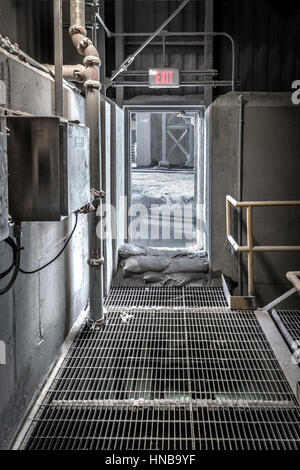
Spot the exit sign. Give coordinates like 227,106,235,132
149,68,180,88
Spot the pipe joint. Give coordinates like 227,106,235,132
73,68,85,81
83,55,101,67
69,25,87,37
84,79,101,90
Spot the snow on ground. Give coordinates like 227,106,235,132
131,169,196,248
132,169,195,207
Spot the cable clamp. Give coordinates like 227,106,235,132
90,188,105,200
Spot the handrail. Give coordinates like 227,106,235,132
286,271,300,293
226,195,300,296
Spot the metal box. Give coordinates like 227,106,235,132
7,117,90,221
0,116,9,240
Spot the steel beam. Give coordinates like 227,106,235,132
54,0,63,117
204,0,214,106
106,0,192,88
114,0,125,106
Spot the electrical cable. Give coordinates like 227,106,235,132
19,212,79,275
0,236,21,295
0,238,16,279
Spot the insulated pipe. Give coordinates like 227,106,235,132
44,64,85,82
69,3,105,324
54,0,63,117
70,0,85,26
68,25,101,84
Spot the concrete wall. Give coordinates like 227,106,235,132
206,92,300,306
112,104,126,271
136,113,151,167
99,97,126,282
101,98,113,296
0,50,88,449
101,97,126,295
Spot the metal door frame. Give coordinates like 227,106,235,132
124,105,205,246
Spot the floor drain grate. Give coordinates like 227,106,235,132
19,287,300,450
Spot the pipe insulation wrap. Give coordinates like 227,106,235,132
69,0,104,322
70,0,85,26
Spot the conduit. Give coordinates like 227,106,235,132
69,0,105,324
237,95,247,295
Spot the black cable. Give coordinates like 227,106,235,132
0,238,16,279
19,212,79,275
0,237,21,295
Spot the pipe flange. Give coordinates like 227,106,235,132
84,80,101,90
69,25,87,36
83,55,101,67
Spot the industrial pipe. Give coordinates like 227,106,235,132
44,64,85,83
54,0,63,117
70,0,85,27
69,1,105,325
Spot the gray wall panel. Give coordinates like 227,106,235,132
0,51,89,449
207,91,300,306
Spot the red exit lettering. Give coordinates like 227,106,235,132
156,70,174,85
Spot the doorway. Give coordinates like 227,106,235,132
125,107,205,250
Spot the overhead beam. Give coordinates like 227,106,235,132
106,0,192,89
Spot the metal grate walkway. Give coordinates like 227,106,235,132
274,310,300,345
19,287,300,450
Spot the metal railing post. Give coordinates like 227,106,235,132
225,195,300,298
246,205,254,297
226,197,231,238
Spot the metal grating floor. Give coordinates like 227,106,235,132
105,286,228,308
19,287,300,450
275,310,300,344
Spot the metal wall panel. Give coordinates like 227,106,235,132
214,0,300,94
206,91,300,307
107,0,206,101
61,122,90,216
7,117,90,221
